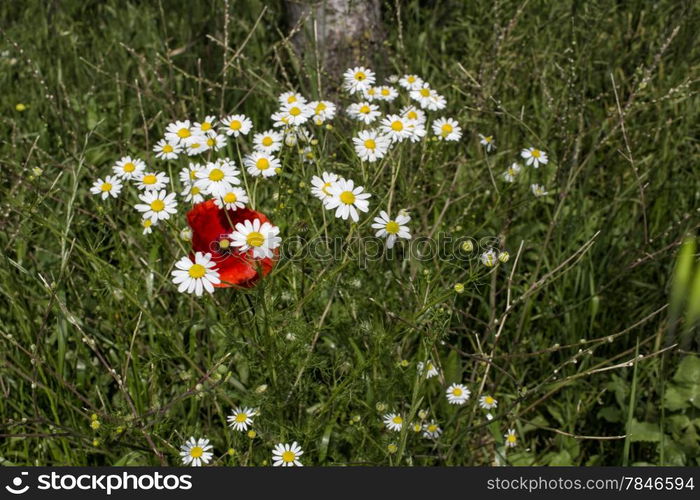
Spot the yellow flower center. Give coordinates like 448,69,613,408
363,139,376,150
256,158,270,170
281,451,295,463
191,186,200,195
315,102,326,113
206,137,216,147
162,144,173,153
392,416,403,425
189,446,203,458
485,396,495,404
340,191,355,205
355,71,366,81
367,88,376,95
484,135,493,143
229,120,242,130
177,128,191,139
219,239,230,249
224,192,237,203
188,264,206,279
453,388,463,396
428,425,438,432
100,182,112,192
189,169,197,180
190,142,201,149
391,120,403,131
359,105,371,114
289,107,301,116
287,95,297,103
142,174,157,185
531,149,541,158
507,435,517,443
201,122,212,131
262,136,273,147
123,162,135,172
385,221,400,234
420,88,430,97
381,88,390,96
441,124,453,136
407,110,417,120
321,182,332,195
150,199,165,212
209,168,225,181
246,231,265,247
407,76,416,83
143,219,152,228
235,413,248,423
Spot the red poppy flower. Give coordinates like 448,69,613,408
186,199,277,288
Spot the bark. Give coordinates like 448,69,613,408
285,0,384,84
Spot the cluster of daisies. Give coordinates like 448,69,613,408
381,360,518,449
482,136,551,197
180,407,304,467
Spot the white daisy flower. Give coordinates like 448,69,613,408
185,135,210,156
383,413,403,432
325,178,371,222
193,115,217,136
204,133,227,151
135,171,169,191
179,163,205,185
252,129,283,153
272,442,303,467
179,437,214,466
417,360,439,379
134,189,178,223
282,127,312,147
310,172,339,205
280,102,313,126
141,217,155,235
387,74,399,84
446,383,471,405
309,100,336,123
153,140,182,160
90,175,122,200
214,187,248,211
406,120,428,143
278,91,307,106
244,151,280,178
399,74,424,90
410,85,446,110
400,105,427,124
479,134,496,152
195,160,241,196
432,117,462,141
376,85,399,102
422,421,442,440
479,395,498,410
503,163,522,183
229,218,281,259
220,114,253,137
362,86,381,102
227,407,257,432
343,66,375,94
521,147,549,168
171,252,220,296
481,249,498,267
531,183,548,197
164,120,193,144
181,184,205,204
371,210,411,248
112,156,146,180
352,130,391,162
504,429,518,447
346,101,381,125
380,114,412,143
271,111,292,129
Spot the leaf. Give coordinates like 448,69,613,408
597,406,623,423
443,349,461,384
629,419,662,442
545,449,573,465
664,385,691,411
673,356,700,385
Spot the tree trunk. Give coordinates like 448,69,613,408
285,0,384,86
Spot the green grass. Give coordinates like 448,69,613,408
1,0,699,466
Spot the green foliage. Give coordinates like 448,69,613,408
1,0,699,466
